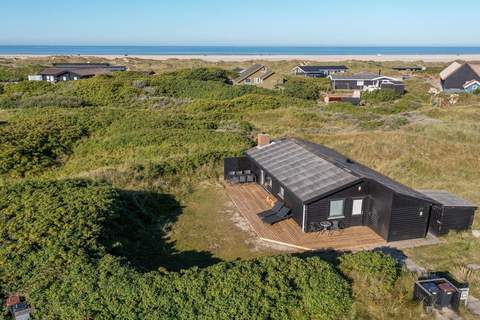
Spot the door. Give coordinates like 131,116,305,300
429,206,443,235
260,169,265,185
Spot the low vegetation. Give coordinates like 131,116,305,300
0,58,479,319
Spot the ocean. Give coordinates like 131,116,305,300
1,46,480,56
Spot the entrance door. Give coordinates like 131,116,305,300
260,169,265,185
429,206,443,235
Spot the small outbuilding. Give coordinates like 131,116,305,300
420,190,477,236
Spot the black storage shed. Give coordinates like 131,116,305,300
420,190,477,236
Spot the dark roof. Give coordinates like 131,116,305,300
53,63,112,68
247,138,436,203
39,67,111,77
234,64,266,83
419,190,477,208
39,67,70,76
296,65,348,73
70,68,111,76
392,66,424,71
330,72,403,82
246,139,361,202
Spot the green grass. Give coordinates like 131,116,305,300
1,58,480,319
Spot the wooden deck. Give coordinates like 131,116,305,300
225,183,386,251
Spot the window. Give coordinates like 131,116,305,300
357,80,364,86
329,200,344,218
265,176,272,189
352,199,363,216
278,187,284,199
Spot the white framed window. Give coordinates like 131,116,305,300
329,199,344,218
357,80,364,86
278,186,284,199
244,78,251,84
265,176,272,189
254,77,261,84
352,199,363,216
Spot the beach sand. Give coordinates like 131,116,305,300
2,54,480,62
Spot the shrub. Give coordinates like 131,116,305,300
283,76,330,100
339,251,400,299
19,94,86,108
0,178,354,319
167,67,233,83
474,87,480,95
362,89,400,104
0,116,89,176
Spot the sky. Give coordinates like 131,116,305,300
1,0,479,46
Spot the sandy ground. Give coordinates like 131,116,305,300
2,54,480,62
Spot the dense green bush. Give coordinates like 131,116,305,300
167,67,233,83
283,76,330,100
361,89,400,104
339,251,400,288
0,115,89,176
474,87,480,95
0,179,353,319
19,94,86,108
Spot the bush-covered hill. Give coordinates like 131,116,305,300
0,178,356,320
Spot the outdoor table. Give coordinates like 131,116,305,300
319,221,332,232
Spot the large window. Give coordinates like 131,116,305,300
352,199,363,216
329,199,344,218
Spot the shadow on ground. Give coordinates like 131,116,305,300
101,189,221,272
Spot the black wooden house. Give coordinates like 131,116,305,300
224,137,477,242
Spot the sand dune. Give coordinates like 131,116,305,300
2,54,480,62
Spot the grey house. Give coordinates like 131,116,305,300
329,72,405,94
293,65,348,78
224,137,477,242
28,63,127,82
440,62,480,92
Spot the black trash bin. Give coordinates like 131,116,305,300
437,282,456,308
423,282,441,307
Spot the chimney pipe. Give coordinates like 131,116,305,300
257,133,270,147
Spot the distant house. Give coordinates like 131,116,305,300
28,63,127,82
233,64,283,89
440,61,480,92
329,72,405,94
392,66,426,72
293,65,348,78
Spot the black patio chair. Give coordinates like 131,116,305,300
258,201,284,219
229,176,240,184
235,170,243,175
246,175,255,183
244,170,252,175
329,220,343,235
262,207,291,225
239,175,247,183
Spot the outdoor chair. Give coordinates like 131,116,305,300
235,171,243,175
244,170,252,175
239,175,247,183
262,206,292,225
229,176,240,184
329,220,343,235
259,201,285,219
246,175,255,183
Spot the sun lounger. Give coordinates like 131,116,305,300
262,206,291,225
258,201,284,219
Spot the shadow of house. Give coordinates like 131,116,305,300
101,189,221,272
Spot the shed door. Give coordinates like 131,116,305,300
429,206,443,235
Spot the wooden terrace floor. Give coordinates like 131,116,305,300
225,183,386,251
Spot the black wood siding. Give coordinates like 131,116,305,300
365,181,394,240
250,163,304,228
224,157,252,178
388,194,431,241
305,182,367,232
428,205,476,236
